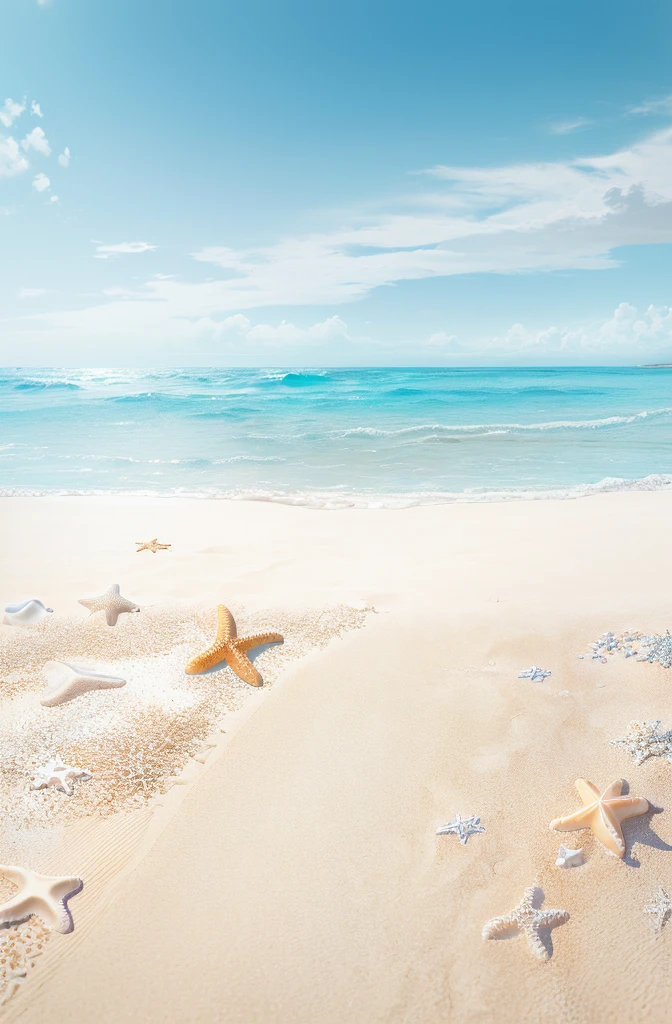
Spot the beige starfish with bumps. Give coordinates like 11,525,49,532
550,778,648,858
136,538,171,554
78,583,140,626
0,866,82,933
185,604,283,686
482,885,569,960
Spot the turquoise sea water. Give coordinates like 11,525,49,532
1,367,672,507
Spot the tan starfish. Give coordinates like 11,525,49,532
0,866,82,933
136,538,171,554
185,604,283,686
483,885,569,961
78,584,140,626
550,778,649,858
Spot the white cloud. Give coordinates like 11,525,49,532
31,101,43,118
0,98,25,128
22,126,51,155
549,117,593,135
192,313,349,347
58,146,71,168
441,303,672,359
0,135,29,177
50,195,59,203
11,123,672,360
19,288,48,298
94,241,157,259
32,172,50,192
426,331,463,351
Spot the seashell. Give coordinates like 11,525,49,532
4,599,53,627
555,844,583,868
41,661,127,707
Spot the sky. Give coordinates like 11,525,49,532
2,0,672,367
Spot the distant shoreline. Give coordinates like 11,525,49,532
638,364,672,368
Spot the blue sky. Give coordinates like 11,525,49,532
2,0,672,365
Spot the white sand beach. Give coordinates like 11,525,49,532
2,492,672,1022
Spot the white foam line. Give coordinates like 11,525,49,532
1,473,672,508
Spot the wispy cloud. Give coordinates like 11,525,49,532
13,123,672,357
58,146,71,168
0,98,25,129
31,101,43,118
627,95,672,117
93,241,157,259
548,116,593,135
19,287,49,298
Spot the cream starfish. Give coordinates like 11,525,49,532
136,538,171,554
78,584,140,626
482,885,569,961
185,604,283,686
550,778,648,858
31,758,92,796
41,661,126,707
0,866,82,933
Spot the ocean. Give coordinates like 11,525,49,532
1,366,672,508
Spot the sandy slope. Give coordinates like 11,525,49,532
2,492,672,1022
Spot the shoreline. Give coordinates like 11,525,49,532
1,468,672,509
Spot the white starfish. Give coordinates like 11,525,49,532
483,885,569,960
518,666,552,681
644,887,672,934
30,758,92,796
611,720,672,766
555,844,583,868
0,866,82,933
436,813,485,845
41,661,126,707
78,584,140,627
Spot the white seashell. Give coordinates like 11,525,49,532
555,845,583,868
4,599,53,627
41,661,126,707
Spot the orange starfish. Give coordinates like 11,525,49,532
185,605,283,686
136,538,171,554
549,778,649,858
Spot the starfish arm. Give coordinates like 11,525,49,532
610,796,650,820
539,909,570,928
524,925,551,961
225,646,263,687
549,806,597,832
482,915,519,941
106,607,120,626
575,779,602,805
0,866,27,888
216,605,237,642
234,632,284,653
51,876,82,905
185,643,227,674
601,779,625,800
0,892,32,928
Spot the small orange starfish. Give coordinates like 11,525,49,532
185,605,283,686
550,778,649,858
136,538,171,554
